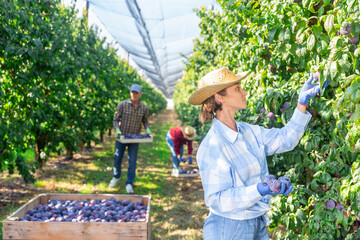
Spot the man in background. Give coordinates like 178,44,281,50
109,84,151,193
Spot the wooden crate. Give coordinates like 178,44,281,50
171,172,199,178
118,135,153,144
3,193,151,240
171,168,199,178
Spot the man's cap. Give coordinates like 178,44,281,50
130,84,141,93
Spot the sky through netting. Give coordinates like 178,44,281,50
65,0,219,98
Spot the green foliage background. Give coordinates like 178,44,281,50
0,0,167,183
174,0,360,239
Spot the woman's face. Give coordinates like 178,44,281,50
222,83,248,110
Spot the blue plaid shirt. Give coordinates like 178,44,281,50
196,108,311,220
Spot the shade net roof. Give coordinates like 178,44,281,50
88,0,217,98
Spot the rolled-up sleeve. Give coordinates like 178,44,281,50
187,140,193,155
142,106,149,129
113,103,123,129
257,108,312,156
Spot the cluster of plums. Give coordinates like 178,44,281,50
124,134,150,139
17,197,147,222
179,170,198,174
262,175,291,194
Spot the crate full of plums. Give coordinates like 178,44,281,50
3,193,151,240
118,134,153,143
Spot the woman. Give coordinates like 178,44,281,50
165,125,196,175
188,67,328,239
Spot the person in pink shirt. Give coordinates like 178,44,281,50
165,126,196,175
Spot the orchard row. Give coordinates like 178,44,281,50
0,0,167,182
173,0,360,239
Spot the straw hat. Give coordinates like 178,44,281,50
188,67,250,105
182,126,196,140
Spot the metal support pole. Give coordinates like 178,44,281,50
86,0,89,22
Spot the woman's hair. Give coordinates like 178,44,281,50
199,88,227,123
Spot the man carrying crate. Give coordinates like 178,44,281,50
109,84,151,193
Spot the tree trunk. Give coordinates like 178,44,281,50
65,147,73,159
100,130,104,142
35,133,48,170
80,139,84,152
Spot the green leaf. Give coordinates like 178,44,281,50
324,15,334,33
355,48,360,58
349,105,360,122
303,188,313,196
344,82,359,99
344,216,349,229
338,59,351,73
318,6,324,17
336,211,344,224
279,29,285,42
352,162,360,182
307,0,316,13
275,58,281,69
279,29,291,42
330,61,339,80
296,45,307,58
347,0,356,12
312,25,323,38
321,172,332,183
283,214,290,228
5,46,15,55
307,34,316,51
296,209,307,222
323,0,330,6
269,28,277,42
329,36,341,49
284,29,291,42
317,40,329,55
34,38,42,47
292,22,298,33
302,0,311,8
351,22,360,36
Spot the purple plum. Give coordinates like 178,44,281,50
325,200,336,209
266,112,275,121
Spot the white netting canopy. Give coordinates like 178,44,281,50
86,0,217,98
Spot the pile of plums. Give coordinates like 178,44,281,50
124,134,150,139
17,197,147,223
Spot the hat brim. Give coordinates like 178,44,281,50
184,134,196,140
188,71,250,105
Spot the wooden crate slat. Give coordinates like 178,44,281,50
4,222,148,240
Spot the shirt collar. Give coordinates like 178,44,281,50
212,117,239,144
129,99,141,107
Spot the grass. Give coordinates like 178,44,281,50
0,109,207,240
